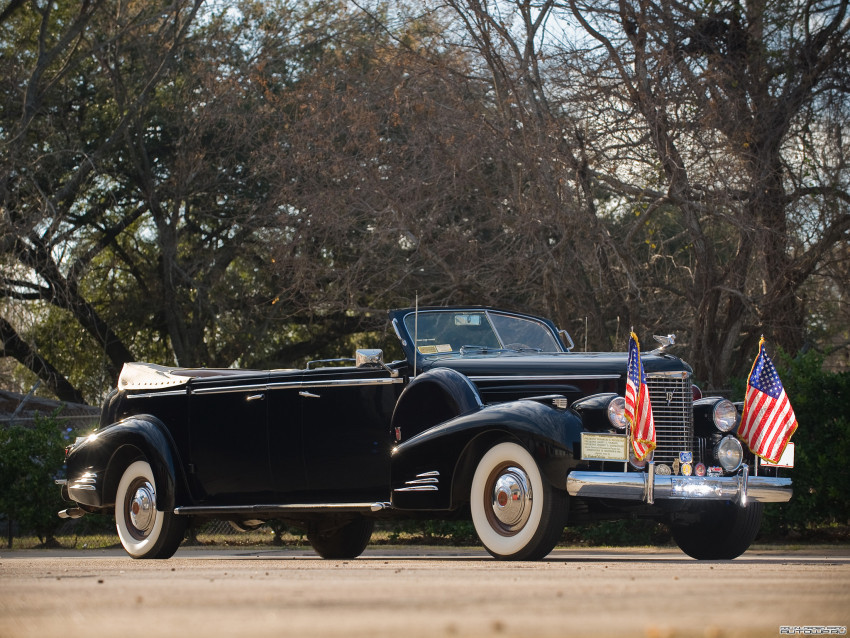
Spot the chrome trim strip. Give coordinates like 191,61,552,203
127,389,187,399
69,485,97,491
300,378,404,389
173,503,380,516
468,375,620,382
142,377,404,397
566,471,792,503
190,383,270,395
415,471,440,477
646,370,691,379
393,485,439,492
404,478,439,485
265,381,304,390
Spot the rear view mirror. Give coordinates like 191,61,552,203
454,314,482,326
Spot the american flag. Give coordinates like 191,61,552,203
738,338,798,464
625,332,656,460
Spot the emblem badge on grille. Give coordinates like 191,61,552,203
665,391,674,405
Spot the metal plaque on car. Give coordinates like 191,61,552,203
580,433,628,461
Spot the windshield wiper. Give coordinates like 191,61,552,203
459,344,505,355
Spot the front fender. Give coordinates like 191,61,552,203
64,415,186,512
390,399,583,511
391,367,483,442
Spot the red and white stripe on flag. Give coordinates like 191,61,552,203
738,338,798,464
625,332,656,460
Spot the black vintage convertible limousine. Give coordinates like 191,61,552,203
58,307,792,560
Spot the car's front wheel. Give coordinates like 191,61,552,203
307,516,375,559
115,460,187,559
470,441,567,560
671,501,764,560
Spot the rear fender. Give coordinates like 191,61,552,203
391,399,583,511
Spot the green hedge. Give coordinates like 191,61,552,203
751,351,850,535
0,413,70,547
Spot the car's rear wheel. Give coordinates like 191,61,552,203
307,516,375,559
115,460,187,559
671,501,763,560
470,441,567,560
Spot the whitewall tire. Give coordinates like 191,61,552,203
470,442,567,560
115,460,186,559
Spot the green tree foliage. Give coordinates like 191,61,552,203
0,414,69,547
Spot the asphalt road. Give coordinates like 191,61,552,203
2,546,849,638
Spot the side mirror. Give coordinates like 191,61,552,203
355,349,399,377
356,349,384,367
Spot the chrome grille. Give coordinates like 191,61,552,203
646,371,693,464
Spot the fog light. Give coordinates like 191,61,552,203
713,399,738,432
715,435,743,472
629,446,652,469
607,397,628,430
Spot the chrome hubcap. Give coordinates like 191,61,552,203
129,481,156,536
489,466,532,533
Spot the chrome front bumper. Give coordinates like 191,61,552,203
566,467,792,506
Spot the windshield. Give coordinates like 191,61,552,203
403,310,562,354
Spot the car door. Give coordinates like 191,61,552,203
299,366,403,501
266,369,308,499
188,373,273,503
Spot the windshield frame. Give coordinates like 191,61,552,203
393,308,567,363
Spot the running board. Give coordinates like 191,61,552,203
174,502,393,516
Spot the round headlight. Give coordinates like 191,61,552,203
713,399,738,433
607,397,628,430
715,435,743,472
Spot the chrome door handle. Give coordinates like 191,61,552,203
299,391,321,398
246,394,265,402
